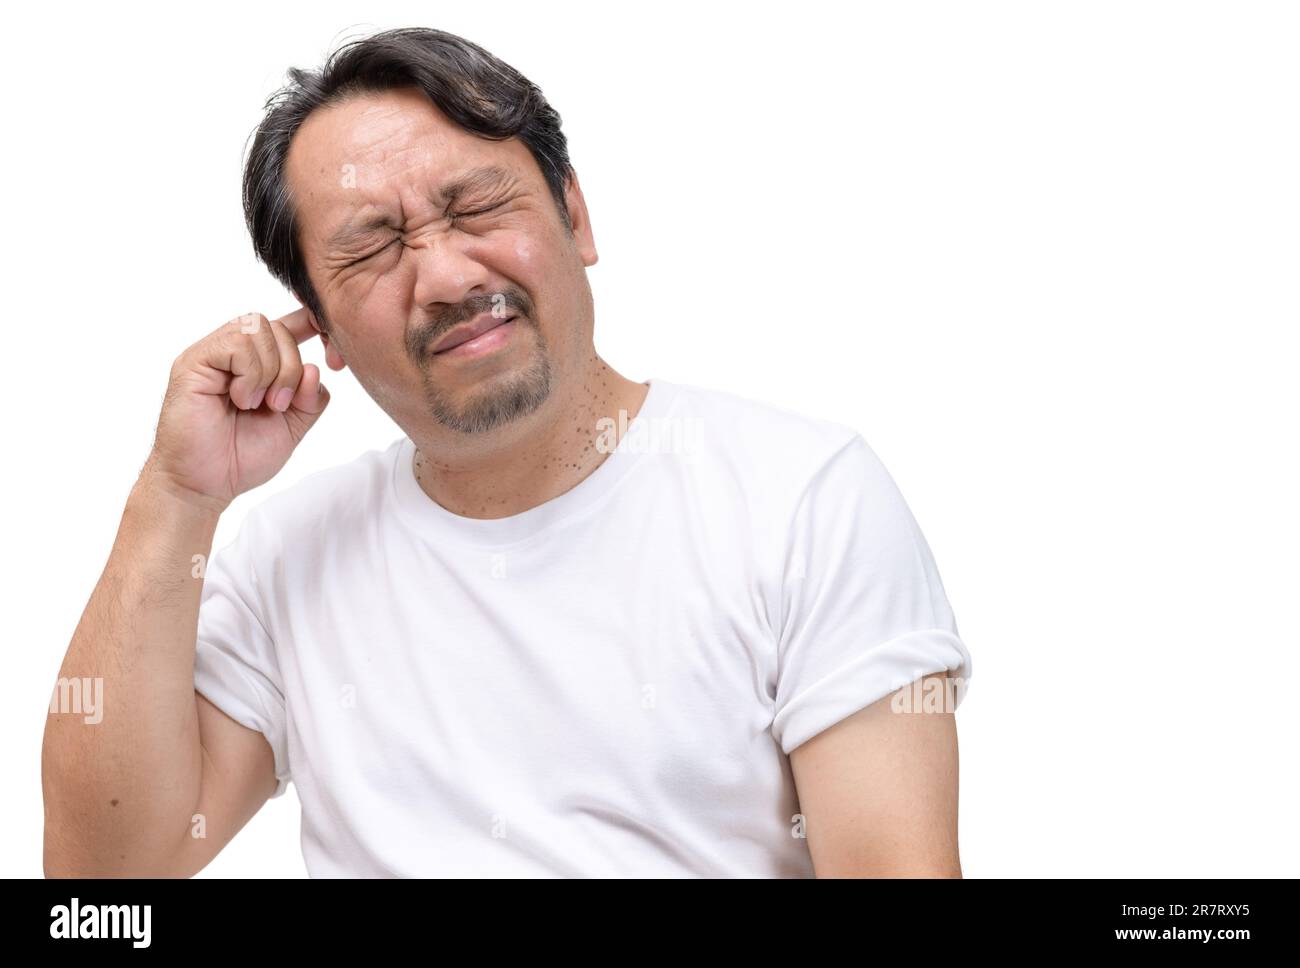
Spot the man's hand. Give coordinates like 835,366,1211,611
144,307,330,512
789,672,963,877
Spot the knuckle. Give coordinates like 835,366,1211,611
233,346,263,381
228,311,266,336
277,353,304,382
270,323,304,380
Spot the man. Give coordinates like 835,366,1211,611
43,26,972,878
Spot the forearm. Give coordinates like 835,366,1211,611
42,472,224,876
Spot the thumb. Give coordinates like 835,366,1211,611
284,363,331,436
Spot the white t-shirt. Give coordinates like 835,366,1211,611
193,377,972,877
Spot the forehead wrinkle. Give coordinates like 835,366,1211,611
433,164,518,209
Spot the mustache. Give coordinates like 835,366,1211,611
405,292,532,360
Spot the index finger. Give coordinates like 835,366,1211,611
274,306,321,345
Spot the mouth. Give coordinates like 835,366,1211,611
429,313,519,359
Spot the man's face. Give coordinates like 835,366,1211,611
286,86,597,435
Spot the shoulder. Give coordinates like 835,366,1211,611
657,379,873,500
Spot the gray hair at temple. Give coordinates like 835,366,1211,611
241,26,574,334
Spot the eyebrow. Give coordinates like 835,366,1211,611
325,165,517,250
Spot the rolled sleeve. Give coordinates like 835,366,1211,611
771,435,973,755
193,508,291,798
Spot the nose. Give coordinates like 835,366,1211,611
407,224,493,309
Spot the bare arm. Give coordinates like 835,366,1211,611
42,306,328,877
42,476,277,876
789,671,962,878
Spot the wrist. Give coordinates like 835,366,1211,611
133,464,230,523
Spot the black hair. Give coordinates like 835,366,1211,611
241,26,573,331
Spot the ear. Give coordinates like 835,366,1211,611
562,169,598,268
323,337,347,372
292,289,347,370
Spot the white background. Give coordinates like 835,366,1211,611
3,0,1296,877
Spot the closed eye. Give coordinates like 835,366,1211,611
452,201,505,219
348,239,399,266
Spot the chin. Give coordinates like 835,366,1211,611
425,355,553,435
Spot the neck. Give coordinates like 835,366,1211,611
411,353,649,519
